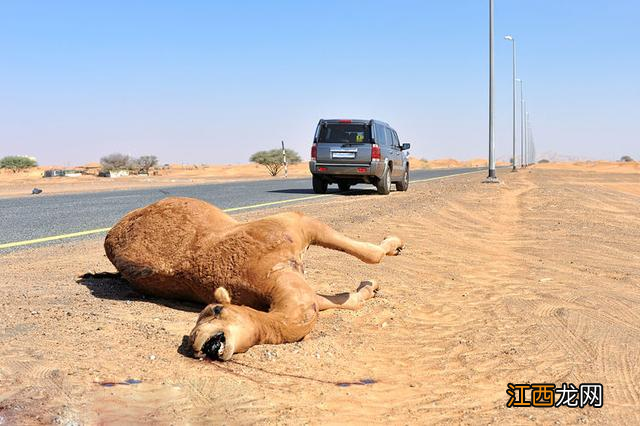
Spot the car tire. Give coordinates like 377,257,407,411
395,166,409,192
338,182,351,192
312,176,328,194
376,166,391,195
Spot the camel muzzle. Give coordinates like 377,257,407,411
202,332,226,360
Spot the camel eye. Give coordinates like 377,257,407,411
213,305,223,316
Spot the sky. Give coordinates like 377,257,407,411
1,0,638,166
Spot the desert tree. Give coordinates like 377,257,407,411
620,155,635,162
100,153,131,171
250,149,302,176
134,155,159,173
0,156,38,172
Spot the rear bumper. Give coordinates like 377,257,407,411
309,160,385,178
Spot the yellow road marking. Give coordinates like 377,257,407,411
222,193,331,212
0,169,485,250
0,227,113,249
412,168,485,183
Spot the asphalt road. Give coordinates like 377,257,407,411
0,167,483,251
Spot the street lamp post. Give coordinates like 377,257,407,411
281,140,288,178
528,119,534,164
505,35,517,172
525,110,530,166
517,79,524,168
485,0,498,182
532,132,536,163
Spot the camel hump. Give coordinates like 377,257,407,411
153,197,228,217
104,197,238,303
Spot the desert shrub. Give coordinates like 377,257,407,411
100,153,131,171
100,153,159,172
538,159,550,164
250,149,302,176
134,155,159,173
284,149,302,164
0,156,37,172
620,155,635,162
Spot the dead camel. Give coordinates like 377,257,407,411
104,197,404,360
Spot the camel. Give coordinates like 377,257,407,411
104,197,404,360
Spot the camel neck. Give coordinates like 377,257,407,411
249,270,318,345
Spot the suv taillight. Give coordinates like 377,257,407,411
311,143,317,160
371,144,381,160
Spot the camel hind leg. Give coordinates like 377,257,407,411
302,216,403,264
316,280,379,311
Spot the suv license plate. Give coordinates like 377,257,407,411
332,152,356,159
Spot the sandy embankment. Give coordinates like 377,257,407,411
0,166,638,424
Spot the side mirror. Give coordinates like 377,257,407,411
401,143,411,150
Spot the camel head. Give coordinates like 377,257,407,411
189,288,257,361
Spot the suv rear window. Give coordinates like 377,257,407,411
318,123,371,144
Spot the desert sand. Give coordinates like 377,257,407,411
535,160,640,173
0,166,638,424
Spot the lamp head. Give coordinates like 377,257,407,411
504,35,513,41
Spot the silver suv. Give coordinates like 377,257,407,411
309,119,410,195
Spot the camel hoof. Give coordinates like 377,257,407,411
357,279,380,299
202,332,226,360
383,236,404,256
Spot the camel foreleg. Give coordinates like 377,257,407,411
316,280,379,311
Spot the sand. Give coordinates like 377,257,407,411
535,160,640,173
0,167,638,424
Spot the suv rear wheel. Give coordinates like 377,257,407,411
376,166,391,195
312,176,328,194
395,166,409,191
338,182,351,192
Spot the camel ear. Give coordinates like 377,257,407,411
214,287,231,305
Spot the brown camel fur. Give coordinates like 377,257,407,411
104,197,404,360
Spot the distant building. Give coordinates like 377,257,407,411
98,170,130,178
76,162,102,176
43,169,65,177
43,169,84,178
